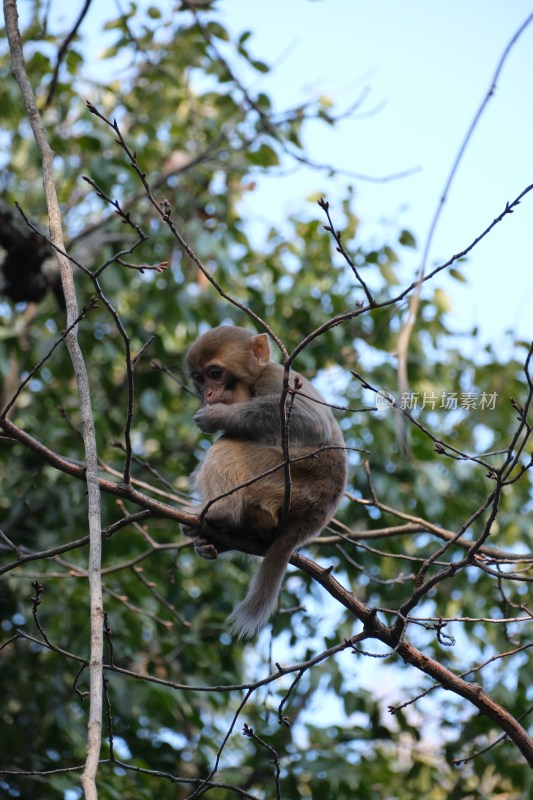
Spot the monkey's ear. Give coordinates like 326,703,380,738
250,333,270,364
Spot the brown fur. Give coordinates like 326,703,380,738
184,326,347,638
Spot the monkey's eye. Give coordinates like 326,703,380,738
207,366,224,381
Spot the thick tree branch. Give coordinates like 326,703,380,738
294,554,533,766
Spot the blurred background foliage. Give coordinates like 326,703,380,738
1,2,532,798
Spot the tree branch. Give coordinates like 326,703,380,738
3,2,104,794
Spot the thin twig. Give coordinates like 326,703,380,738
44,0,92,108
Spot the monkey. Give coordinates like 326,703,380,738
183,325,347,638
0,199,64,308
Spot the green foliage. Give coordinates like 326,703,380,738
1,2,532,799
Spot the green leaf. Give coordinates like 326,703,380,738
207,21,229,41
399,228,416,247
434,287,453,313
449,267,467,283
246,143,279,167
251,59,269,74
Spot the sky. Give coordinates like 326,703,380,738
217,0,533,354
46,0,533,353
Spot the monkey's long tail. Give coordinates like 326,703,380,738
226,533,301,639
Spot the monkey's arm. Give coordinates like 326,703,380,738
194,393,334,446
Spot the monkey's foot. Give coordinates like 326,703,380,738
194,537,219,560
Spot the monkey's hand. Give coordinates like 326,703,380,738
193,403,228,433
194,536,220,560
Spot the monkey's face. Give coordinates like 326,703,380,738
186,327,269,407
190,363,252,406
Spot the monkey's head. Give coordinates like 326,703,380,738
186,326,271,406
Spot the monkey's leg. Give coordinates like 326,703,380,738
191,439,288,557
195,520,273,560
181,506,265,559
181,514,236,559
